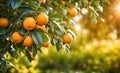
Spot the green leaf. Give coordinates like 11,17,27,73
31,31,39,46
32,44,37,56
25,50,32,62
22,7,34,13
11,7,34,24
41,33,49,42
51,38,56,45
56,43,61,51
9,51,18,58
11,0,22,9
68,30,76,39
13,44,19,51
51,21,65,32
22,7,34,17
62,44,70,54
35,31,43,45
50,13,63,19
98,5,103,12
0,28,6,35
11,12,24,24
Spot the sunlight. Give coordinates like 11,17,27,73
116,4,120,13
112,0,120,16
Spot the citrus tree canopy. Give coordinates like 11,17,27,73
0,0,110,72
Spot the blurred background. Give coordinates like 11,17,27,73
7,1,120,73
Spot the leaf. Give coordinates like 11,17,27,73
11,0,22,9
10,51,18,58
31,31,39,46
11,7,34,24
56,43,61,51
50,13,63,19
0,28,6,35
51,21,65,32
25,50,32,62
51,38,56,45
13,44,19,51
41,33,49,42
22,7,34,17
11,12,24,24
22,7,34,13
32,44,37,56
62,44,70,54
35,31,43,45
68,30,76,39
98,5,103,12
6,61,15,68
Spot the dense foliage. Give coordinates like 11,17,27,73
0,0,112,72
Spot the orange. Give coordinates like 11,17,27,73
23,35,33,47
86,0,89,5
39,0,46,4
36,25,46,32
42,41,50,47
63,33,72,44
11,32,23,44
67,7,77,17
37,13,49,26
23,17,36,31
0,18,9,28
42,34,50,47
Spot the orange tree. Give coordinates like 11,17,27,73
0,0,110,72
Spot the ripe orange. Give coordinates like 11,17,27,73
23,35,33,47
67,7,77,17
37,13,49,26
42,34,50,47
63,33,72,44
39,0,46,4
86,0,89,5
36,25,46,32
23,17,36,31
42,41,50,47
11,32,23,44
0,18,9,28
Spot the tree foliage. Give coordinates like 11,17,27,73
0,0,111,72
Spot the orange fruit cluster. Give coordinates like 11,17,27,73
11,32,34,47
11,13,49,47
23,13,48,31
